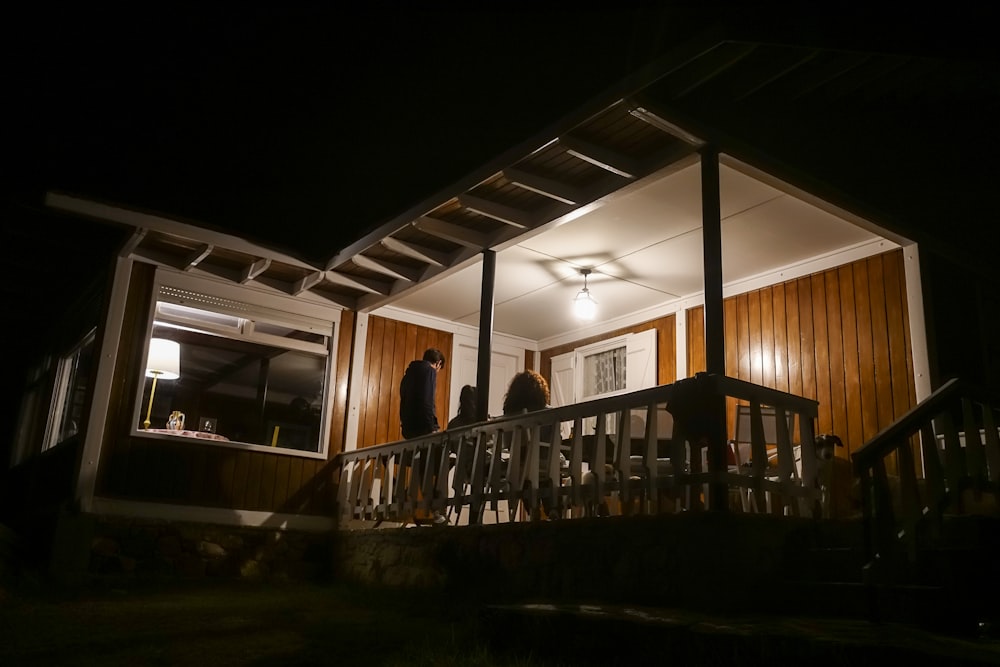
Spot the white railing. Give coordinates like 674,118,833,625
336,373,820,527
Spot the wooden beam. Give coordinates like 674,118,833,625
292,270,324,295
351,254,421,282
502,167,586,205
413,216,489,248
240,258,271,284
354,246,481,312
324,270,392,295
379,236,449,267
118,228,147,258
559,135,641,179
182,244,213,271
457,194,533,228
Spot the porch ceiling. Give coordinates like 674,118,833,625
32,27,999,345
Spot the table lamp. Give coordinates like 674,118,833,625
143,338,181,429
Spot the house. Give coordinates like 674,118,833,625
3,28,998,578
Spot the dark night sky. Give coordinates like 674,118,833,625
7,3,707,261
2,2,995,373
7,3,993,257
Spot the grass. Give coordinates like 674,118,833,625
0,577,568,667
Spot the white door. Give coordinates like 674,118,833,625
450,336,522,422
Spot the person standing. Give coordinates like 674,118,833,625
399,347,448,526
399,348,446,439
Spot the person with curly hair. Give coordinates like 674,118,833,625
502,369,549,416
502,370,564,519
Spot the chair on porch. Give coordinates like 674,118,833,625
732,404,797,513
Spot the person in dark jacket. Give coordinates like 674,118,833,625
399,348,446,439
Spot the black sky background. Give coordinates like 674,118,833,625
10,3,989,261
8,3,708,260
2,2,997,449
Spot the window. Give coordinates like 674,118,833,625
550,330,657,438
581,345,627,398
134,276,339,456
44,329,97,450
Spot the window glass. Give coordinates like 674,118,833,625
137,285,333,454
45,330,97,449
581,345,626,398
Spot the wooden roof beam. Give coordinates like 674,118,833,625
559,135,641,179
351,254,422,282
413,216,489,248
182,243,214,271
292,270,324,296
324,270,393,296
457,194,534,228
502,167,588,205
379,236,450,267
240,258,271,284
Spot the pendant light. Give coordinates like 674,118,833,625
573,269,597,320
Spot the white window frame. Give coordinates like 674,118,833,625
131,269,342,459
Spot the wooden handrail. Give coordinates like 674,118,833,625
850,376,1000,593
334,373,822,527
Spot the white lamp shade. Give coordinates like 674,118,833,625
573,288,597,320
146,338,181,379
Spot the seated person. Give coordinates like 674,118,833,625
503,370,565,518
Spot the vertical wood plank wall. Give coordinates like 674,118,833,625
95,261,349,516
690,249,916,458
355,315,452,448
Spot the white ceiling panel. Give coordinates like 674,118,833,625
597,230,705,297
385,160,893,343
721,195,878,282
491,274,673,341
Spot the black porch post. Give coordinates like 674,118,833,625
476,249,496,422
701,146,728,511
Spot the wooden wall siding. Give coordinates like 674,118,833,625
328,309,355,458
525,349,536,373
539,315,677,389
687,306,706,375
94,261,341,516
689,249,916,461
356,315,452,448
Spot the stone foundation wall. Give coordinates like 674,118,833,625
61,514,334,583
332,513,825,612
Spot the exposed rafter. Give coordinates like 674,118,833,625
456,194,534,228
628,106,705,146
292,270,324,295
379,237,449,267
324,270,392,296
351,254,422,282
119,228,147,257
241,258,271,284
354,245,482,312
502,167,587,205
182,244,213,270
559,135,641,179
413,216,489,248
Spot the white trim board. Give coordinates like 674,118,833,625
90,497,336,532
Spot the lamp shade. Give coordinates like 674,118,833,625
573,288,597,320
146,338,181,379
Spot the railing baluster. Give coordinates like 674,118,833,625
334,373,822,527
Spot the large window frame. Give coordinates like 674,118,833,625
131,270,341,459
